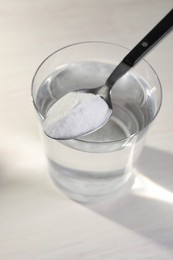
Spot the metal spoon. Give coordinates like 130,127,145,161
44,9,173,140
79,9,173,107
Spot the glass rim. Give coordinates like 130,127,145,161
31,41,163,145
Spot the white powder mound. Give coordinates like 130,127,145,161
43,91,112,139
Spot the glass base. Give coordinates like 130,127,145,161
48,160,134,204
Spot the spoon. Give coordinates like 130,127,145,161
44,9,173,140
79,9,173,107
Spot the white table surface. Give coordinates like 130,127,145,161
0,1,173,259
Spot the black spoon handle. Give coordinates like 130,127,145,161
106,9,173,88
124,8,173,66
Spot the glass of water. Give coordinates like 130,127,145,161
31,42,162,203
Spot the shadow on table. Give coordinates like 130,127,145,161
87,146,173,251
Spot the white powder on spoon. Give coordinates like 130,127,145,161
43,91,112,139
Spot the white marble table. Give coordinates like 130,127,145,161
0,1,173,259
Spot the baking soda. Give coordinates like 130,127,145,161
43,91,112,139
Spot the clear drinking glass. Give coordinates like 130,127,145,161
31,42,162,203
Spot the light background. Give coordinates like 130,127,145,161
0,1,173,259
